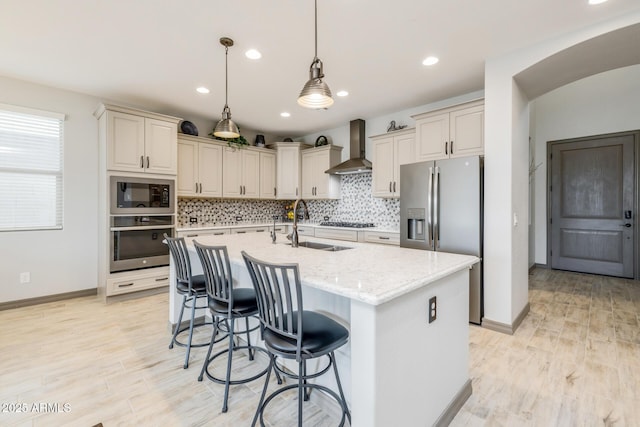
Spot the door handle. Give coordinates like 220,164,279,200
433,166,440,248
146,156,150,168
140,156,144,168
427,166,433,247
620,223,632,228
451,140,454,154
389,182,392,193
393,181,396,193
445,141,448,155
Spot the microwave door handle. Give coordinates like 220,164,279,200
434,166,439,249
427,166,433,248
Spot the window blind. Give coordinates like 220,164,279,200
0,103,65,231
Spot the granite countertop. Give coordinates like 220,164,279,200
188,233,477,306
176,222,400,234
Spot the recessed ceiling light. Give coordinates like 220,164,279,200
422,56,439,66
280,112,291,118
196,87,210,94
245,49,262,59
337,90,349,97
588,0,607,4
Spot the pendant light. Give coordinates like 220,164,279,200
214,37,240,138
297,0,334,109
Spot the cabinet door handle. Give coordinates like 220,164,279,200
451,140,454,154
199,183,202,193
256,229,265,232
118,282,134,288
379,236,390,240
445,141,448,155
186,234,198,237
389,182,392,192
155,277,169,282
274,187,276,197
140,156,144,168
146,156,150,168
393,181,396,193
195,183,198,193
236,231,246,234
213,232,225,235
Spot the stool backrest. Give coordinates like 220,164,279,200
242,251,303,354
194,242,234,308
164,234,194,292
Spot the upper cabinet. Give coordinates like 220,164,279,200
301,145,343,199
177,135,223,198
95,104,181,175
222,147,260,199
413,100,484,161
259,151,277,199
270,142,312,200
370,128,415,198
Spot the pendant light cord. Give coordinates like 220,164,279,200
314,0,318,61
224,45,229,107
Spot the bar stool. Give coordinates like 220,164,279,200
194,242,270,413
164,234,211,369
242,251,351,427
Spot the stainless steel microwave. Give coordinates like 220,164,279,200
110,176,174,215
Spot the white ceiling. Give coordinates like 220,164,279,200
1,0,639,137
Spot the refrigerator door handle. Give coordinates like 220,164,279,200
427,166,433,247
433,166,440,249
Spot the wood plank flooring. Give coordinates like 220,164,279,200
1,268,639,426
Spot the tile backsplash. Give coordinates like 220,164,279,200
178,174,400,230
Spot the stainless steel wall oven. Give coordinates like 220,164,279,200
109,176,175,273
110,215,174,273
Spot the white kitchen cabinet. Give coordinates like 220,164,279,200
301,145,343,199
370,128,415,197
363,230,400,246
177,229,230,239
222,147,259,199
259,151,277,199
314,227,358,242
413,100,484,161
177,135,224,197
106,266,170,296
269,142,312,200
96,104,180,175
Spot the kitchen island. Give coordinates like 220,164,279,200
169,232,478,426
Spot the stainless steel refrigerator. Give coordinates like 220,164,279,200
400,156,483,324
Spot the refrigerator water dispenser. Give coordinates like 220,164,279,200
406,208,425,241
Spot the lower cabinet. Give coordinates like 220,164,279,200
106,267,170,296
314,227,359,242
363,231,400,246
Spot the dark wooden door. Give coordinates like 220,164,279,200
550,135,634,278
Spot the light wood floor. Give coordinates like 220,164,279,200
1,269,639,426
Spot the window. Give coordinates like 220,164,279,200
0,103,65,231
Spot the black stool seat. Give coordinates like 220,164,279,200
195,242,269,414
165,235,212,369
242,251,351,427
264,311,349,358
209,288,259,316
176,274,206,294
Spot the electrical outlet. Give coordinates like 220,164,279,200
323,216,330,221
235,216,242,222
428,296,437,323
189,217,198,223
20,272,31,284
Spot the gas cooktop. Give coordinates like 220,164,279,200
319,221,375,228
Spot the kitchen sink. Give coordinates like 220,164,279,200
290,241,353,251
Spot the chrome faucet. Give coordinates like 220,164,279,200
287,198,309,248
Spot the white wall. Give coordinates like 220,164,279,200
531,64,640,264
484,12,640,326
0,77,101,303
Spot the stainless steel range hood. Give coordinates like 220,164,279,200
325,119,372,175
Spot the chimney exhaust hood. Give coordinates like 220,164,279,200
325,119,372,175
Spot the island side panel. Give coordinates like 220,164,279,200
350,268,471,427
